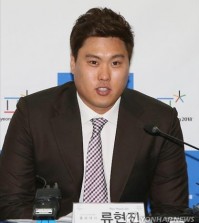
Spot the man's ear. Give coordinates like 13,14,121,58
70,54,76,75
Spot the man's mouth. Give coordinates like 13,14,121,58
96,87,111,96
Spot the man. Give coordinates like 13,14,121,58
0,7,188,219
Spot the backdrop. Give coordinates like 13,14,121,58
0,0,199,208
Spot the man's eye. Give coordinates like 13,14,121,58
112,61,121,66
89,60,98,65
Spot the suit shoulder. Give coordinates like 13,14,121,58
16,82,76,114
121,89,179,131
123,88,173,112
21,82,75,104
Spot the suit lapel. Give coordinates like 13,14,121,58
110,91,145,201
50,84,83,194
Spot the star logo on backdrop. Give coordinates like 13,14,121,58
173,90,186,103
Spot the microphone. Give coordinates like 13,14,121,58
144,124,199,151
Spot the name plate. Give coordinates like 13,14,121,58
72,202,145,223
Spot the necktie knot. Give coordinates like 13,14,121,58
91,118,108,135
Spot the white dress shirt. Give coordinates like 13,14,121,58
77,93,120,202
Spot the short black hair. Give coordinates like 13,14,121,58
70,7,134,61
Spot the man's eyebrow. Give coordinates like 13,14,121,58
85,54,100,59
112,54,125,59
85,54,125,59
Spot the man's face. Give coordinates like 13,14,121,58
71,37,130,114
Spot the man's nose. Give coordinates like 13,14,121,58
98,64,111,81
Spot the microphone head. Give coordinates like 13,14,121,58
144,124,160,135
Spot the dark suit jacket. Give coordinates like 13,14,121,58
0,82,188,219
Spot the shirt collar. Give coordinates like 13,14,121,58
77,93,120,125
